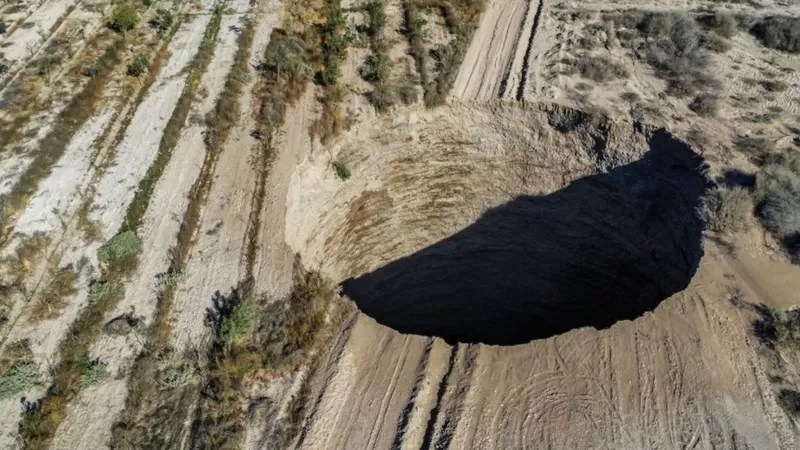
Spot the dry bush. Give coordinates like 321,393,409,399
736,136,776,165
700,186,753,234
756,151,800,262
709,11,738,38
750,16,800,54
312,86,347,143
574,55,629,82
31,265,79,322
762,79,788,92
689,93,720,117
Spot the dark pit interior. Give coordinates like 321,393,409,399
342,133,708,345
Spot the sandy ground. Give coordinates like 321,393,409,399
169,0,281,350
50,10,250,448
0,8,213,447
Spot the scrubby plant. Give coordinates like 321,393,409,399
689,93,720,117
156,350,196,390
97,231,142,275
753,305,800,346
710,11,738,38
83,62,102,78
332,161,351,180
78,355,109,388
150,8,174,34
575,55,629,82
736,136,776,165
0,21,7,35
88,281,126,305
142,0,154,6
110,5,140,33
750,16,800,54
260,33,312,84
31,266,79,321
755,151,800,262
778,389,800,417
127,54,149,77
362,0,387,38
360,53,391,83
762,79,788,92
0,361,40,400
700,186,753,234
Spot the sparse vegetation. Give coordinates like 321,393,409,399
736,136,776,165
709,11,738,38
150,8,174,35
778,389,800,417
88,281,126,305
575,55,629,82
610,11,720,98
753,305,800,346
750,16,800,54
700,186,753,234
31,265,79,322
762,79,788,92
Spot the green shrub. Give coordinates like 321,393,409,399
700,186,753,234
362,0,387,38
220,301,253,349
0,20,7,35
88,281,125,305
142,0,154,6
150,8,174,34
127,54,149,77
83,62,102,78
0,361,40,400
360,53,391,83
97,231,142,275
110,5,140,33
78,355,109,388
750,17,800,54
332,161,351,180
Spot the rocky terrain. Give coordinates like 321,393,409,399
0,0,799,448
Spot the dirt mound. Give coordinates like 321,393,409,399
286,103,709,345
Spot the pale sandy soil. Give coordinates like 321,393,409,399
0,8,213,447
51,10,250,448
170,0,281,350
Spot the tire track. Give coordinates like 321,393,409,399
515,0,544,101
391,338,434,449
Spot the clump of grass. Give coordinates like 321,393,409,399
220,299,253,349
700,186,753,234
78,355,110,388
31,265,79,322
97,231,143,276
0,361,40,400
750,16,800,54
332,161,351,180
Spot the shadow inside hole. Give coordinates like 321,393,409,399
341,131,709,345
